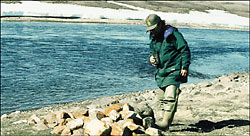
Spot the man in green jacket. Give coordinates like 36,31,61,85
145,14,191,131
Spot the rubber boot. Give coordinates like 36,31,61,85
155,107,176,131
155,85,180,131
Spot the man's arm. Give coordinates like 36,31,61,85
173,31,191,76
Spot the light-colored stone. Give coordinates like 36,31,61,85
44,113,57,127
101,117,114,126
134,103,154,118
10,111,21,115
71,110,88,119
66,118,74,123
58,119,67,126
1,114,8,120
120,110,142,125
103,103,122,116
110,122,124,136
72,128,85,136
108,110,121,121
198,81,213,88
122,119,139,131
32,122,49,130
145,127,162,135
84,119,111,136
110,122,133,136
47,120,58,127
51,125,66,135
56,111,75,121
66,118,84,130
27,114,41,124
120,110,136,119
219,75,233,83
13,120,27,124
81,116,90,123
122,103,134,111
89,109,106,120
61,127,71,136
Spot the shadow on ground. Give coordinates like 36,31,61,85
171,119,250,133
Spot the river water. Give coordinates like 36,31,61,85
1,22,249,115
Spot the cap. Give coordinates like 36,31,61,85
145,14,161,32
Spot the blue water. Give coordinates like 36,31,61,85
1,22,249,115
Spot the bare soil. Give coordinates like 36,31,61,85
1,72,249,135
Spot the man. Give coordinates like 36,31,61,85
145,14,191,131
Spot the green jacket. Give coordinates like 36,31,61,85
149,26,191,88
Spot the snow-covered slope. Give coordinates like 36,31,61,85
1,1,249,29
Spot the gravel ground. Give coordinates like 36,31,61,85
1,72,249,135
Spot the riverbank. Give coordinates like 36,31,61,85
1,16,249,31
1,72,249,135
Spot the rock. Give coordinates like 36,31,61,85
51,125,66,135
66,118,74,123
71,110,88,119
58,119,67,126
72,128,85,136
32,122,49,130
27,114,41,124
198,81,213,88
101,117,114,126
103,103,122,116
1,114,8,120
133,126,146,135
120,111,135,119
218,75,233,83
89,109,106,120
110,122,124,136
13,120,27,124
61,127,71,136
213,84,225,90
122,103,134,111
44,113,57,128
134,103,154,118
143,117,155,129
108,110,121,121
56,111,75,121
84,119,111,136
110,122,132,136
81,116,90,123
120,110,143,125
10,111,21,116
122,119,139,131
66,118,84,130
145,127,162,136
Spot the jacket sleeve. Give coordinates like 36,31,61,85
149,40,155,57
149,33,155,57
173,31,191,70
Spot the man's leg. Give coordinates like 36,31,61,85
155,85,180,131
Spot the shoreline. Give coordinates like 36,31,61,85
2,72,249,115
1,72,249,135
1,16,249,31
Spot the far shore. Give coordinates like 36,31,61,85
1,16,249,31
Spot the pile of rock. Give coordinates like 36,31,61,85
28,103,163,136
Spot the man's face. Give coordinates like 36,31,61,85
150,23,162,36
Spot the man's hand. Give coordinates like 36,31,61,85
150,56,157,66
181,69,188,77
